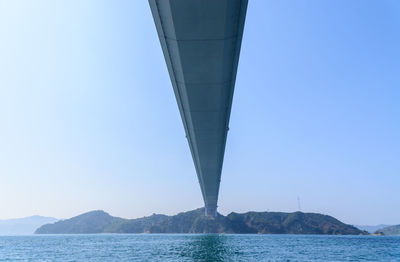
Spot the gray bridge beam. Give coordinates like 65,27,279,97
149,0,248,216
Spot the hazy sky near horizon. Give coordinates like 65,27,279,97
0,0,399,225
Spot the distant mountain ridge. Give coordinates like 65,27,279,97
356,224,392,234
35,209,367,235
375,225,400,235
0,215,58,235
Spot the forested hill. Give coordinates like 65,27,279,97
35,209,367,235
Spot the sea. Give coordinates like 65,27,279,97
0,234,399,261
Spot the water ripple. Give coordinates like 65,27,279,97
0,234,399,261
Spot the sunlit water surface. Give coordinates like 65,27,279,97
0,234,399,261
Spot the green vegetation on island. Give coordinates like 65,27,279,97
35,208,368,235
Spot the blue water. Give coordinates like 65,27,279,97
0,234,399,261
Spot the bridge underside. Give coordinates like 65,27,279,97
149,0,248,216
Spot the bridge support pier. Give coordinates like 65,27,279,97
205,205,217,217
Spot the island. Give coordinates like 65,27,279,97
35,208,367,235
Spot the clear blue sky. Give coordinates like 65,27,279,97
0,0,399,225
